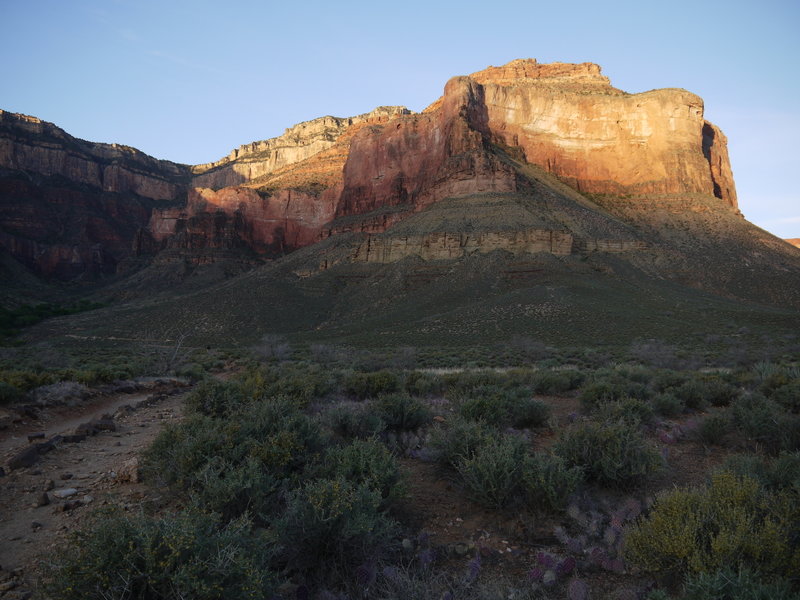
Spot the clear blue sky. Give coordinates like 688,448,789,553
1,0,798,237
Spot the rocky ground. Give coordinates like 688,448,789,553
0,381,190,599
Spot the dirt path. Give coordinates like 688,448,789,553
0,385,190,599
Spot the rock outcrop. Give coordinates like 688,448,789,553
786,238,800,249
0,59,744,280
191,107,409,189
0,111,190,278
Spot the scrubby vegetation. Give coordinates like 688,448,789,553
33,352,800,599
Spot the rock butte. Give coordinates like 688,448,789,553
0,59,744,278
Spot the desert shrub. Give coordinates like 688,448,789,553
344,369,400,400
624,472,800,577
652,392,685,417
769,381,800,413
721,452,800,493
696,412,732,446
528,369,585,394
592,397,654,426
175,362,207,382
554,420,662,486
373,393,432,432
428,416,495,469
458,385,549,428
144,398,326,522
404,371,445,397
522,452,583,511
251,363,338,404
731,393,800,454
324,402,386,440
443,370,505,396
185,379,246,418
682,567,798,600
0,369,56,391
511,397,551,428
44,509,278,600
0,381,22,404
650,370,691,393
579,376,649,411
455,435,528,508
274,478,396,578
319,439,404,507
671,376,738,410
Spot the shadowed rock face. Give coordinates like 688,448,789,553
0,59,744,281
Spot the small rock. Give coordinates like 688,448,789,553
454,543,469,556
81,495,93,505
31,521,42,530
32,493,50,508
43,479,54,491
433,415,446,423
401,538,413,551
116,457,140,483
52,488,78,498
60,473,73,480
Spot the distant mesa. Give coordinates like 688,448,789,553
1,58,799,315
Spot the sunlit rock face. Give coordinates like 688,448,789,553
0,59,741,277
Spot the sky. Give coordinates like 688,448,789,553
1,0,798,237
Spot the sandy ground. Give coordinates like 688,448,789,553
0,383,189,599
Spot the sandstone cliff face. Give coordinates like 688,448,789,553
0,111,189,200
334,77,517,219
147,185,338,257
191,107,409,189
470,59,737,207
0,59,744,280
0,111,191,278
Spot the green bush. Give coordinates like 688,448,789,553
511,397,551,428
44,509,278,600
457,385,549,428
373,393,432,432
324,402,386,440
592,397,654,425
428,416,495,469
456,435,528,508
241,363,338,404
731,394,800,454
443,370,505,396
144,398,326,523
696,412,732,446
624,472,800,577
682,567,798,600
670,376,738,410
528,369,585,394
652,392,685,417
720,452,800,494
579,376,649,411
554,420,662,486
274,477,396,577
404,371,445,397
319,439,404,507
521,452,583,511
185,379,246,418
344,369,400,400
770,381,800,414
0,381,22,405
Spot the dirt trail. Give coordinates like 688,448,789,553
0,385,190,599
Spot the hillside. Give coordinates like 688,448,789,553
1,59,799,351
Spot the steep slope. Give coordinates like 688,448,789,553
0,111,190,280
